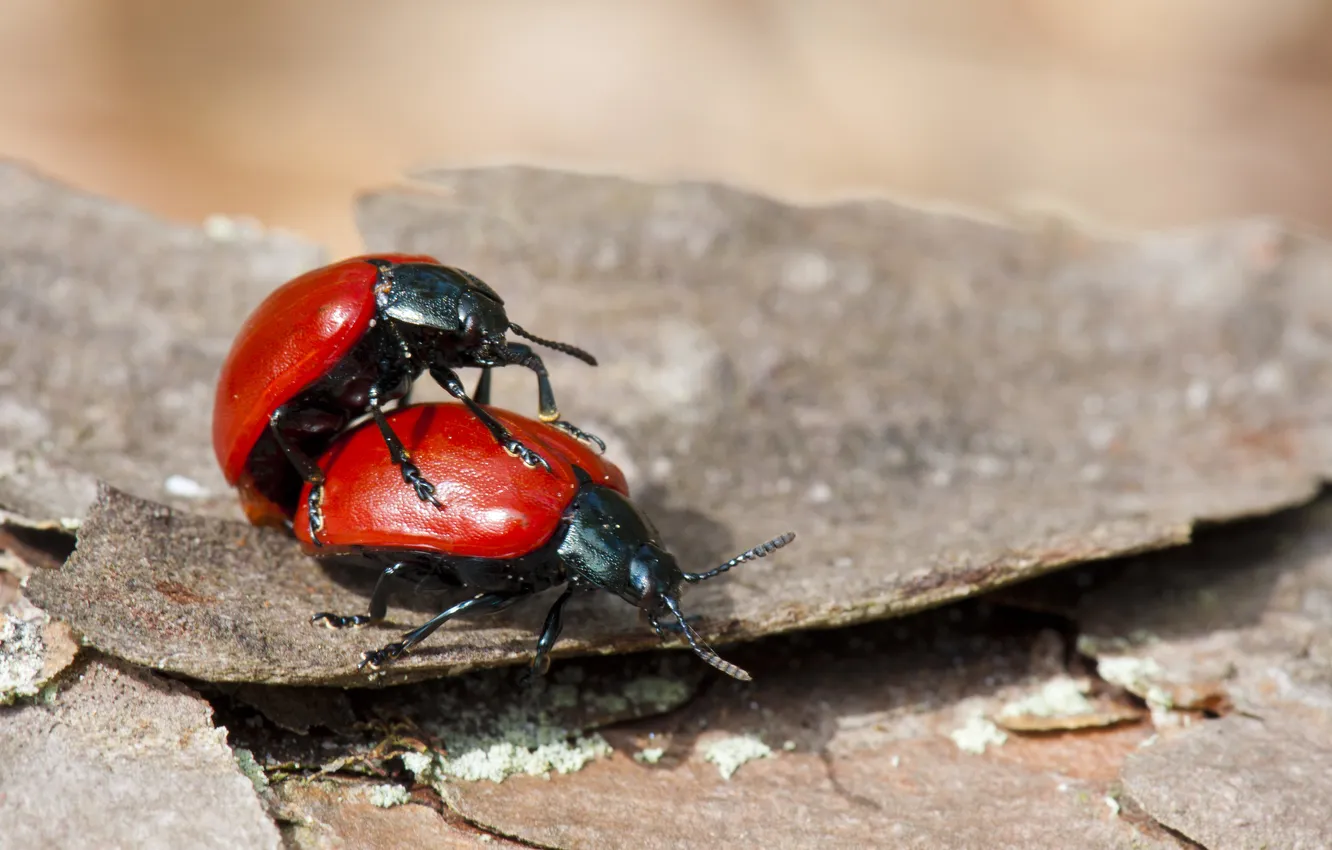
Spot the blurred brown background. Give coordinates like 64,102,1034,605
2,0,1330,255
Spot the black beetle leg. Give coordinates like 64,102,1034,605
502,343,606,453
367,386,442,509
527,585,576,679
429,365,555,475
472,367,493,406
500,343,559,422
359,592,524,670
269,405,328,546
312,562,408,629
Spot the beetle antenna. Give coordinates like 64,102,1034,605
682,531,796,583
661,596,751,681
509,323,598,366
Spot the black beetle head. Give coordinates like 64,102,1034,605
623,541,681,612
454,288,510,363
558,468,795,681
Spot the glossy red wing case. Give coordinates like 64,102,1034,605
211,254,437,484
294,403,630,560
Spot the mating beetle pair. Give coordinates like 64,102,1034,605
214,254,795,679
212,253,603,543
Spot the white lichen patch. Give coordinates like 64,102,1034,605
403,722,613,785
0,615,44,703
701,734,773,780
999,676,1094,719
1096,656,1174,709
398,694,616,786
0,597,54,705
391,663,693,785
439,733,613,783
633,747,665,764
399,751,434,778
949,714,1008,755
367,784,411,808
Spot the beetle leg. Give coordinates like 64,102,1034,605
472,367,493,406
311,562,409,628
501,343,606,453
359,592,524,670
367,386,443,510
429,365,555,475
499,343,559,422
268,405,328,546
528,584,576,678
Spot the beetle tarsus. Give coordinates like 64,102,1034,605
552,420,607,454
359,643,406,670
307,484,326,547
370,391,444,509
433,364,557,476
311,612,377,629
503,439,554,474
401,461,443,508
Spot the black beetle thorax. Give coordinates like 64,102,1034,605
556,483,676,607
378,263,509,338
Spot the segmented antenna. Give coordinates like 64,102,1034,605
509,322,598,366
683,531,796,583
662,596,751,681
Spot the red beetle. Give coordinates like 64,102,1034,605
297,402,796,680
212,254,601,543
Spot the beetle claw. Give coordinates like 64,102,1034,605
552,420,607,454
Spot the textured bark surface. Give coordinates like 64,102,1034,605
0,162,324,527
0,658,280,850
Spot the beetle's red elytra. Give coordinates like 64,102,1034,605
292,402,627,559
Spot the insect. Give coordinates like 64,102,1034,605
296,401,796,681
212,253,602,544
